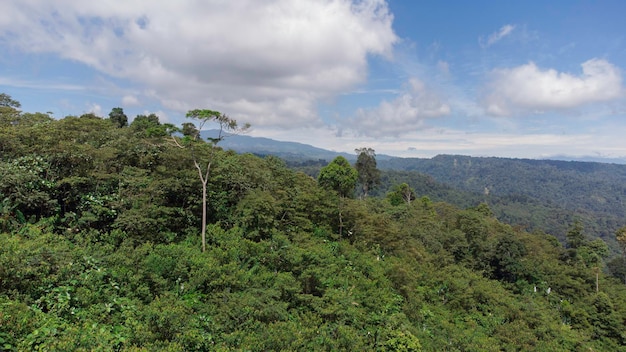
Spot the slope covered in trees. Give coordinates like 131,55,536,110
2,98,626,350
378,155,626,247
212,134,626,250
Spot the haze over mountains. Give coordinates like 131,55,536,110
206,130,626,165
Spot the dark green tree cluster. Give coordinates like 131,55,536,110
355,147,381,198
2,93,626,351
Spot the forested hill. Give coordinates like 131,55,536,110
379,155,626,211
200,130,359,163
3,103,626,350
378,155,626,245
201,131,626,245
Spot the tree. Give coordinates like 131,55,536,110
132,113,159,128
610,226,626,284
615,226,626,257
171,109,249,252
108,107,128,128
387,183,416,206
566,220,585,249
579,239,609,293
318,156,358,238
131,113,176,137
318,156,358,199
0,93,21,127
0,93,21,108
489,235,527,283
354,147,380,198
17,112,53,126
181,122,199,137
607,257,626,284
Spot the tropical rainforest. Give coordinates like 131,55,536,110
2,93,626,351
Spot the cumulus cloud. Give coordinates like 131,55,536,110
0,0,397,127
480,24,515,48
349,78,450,137
483,59,623,116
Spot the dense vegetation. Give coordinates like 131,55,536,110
377,155,626,249
2,96,626,350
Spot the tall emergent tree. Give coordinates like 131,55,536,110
318,156,358,198
355,147,380,198
567,220,585,249
172,109,249,252
108,107,128,128
0,93,21,108
0,93,21,126
318,156,358,238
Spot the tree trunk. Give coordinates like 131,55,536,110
338,197,344,239
201,180,207,252
194,159,211,253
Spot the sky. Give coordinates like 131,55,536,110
1,0,625,160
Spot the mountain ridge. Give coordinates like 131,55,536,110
204,131,626,245
204,130,626,165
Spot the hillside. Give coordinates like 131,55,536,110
200,133,626,244
378,155,626,245
200,130,357,163
2,109,626,350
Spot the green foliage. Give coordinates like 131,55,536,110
387,182,416,206
0,93,21,108
567,220,586,249
2,100,626,350
109,107,128,128
186,109,250,144
181,122,199,137
355,147,381,198
379,155,626,248
235,189,278,241
0,155,57,219
318,156,358,198
131,113,175,137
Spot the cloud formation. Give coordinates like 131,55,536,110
349,78,450,137
122,95,140,107
484,59,623,116
0,0,397,127
480,24,515,48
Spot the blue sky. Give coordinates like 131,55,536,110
1,0,625,159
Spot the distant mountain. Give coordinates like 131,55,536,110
544,155,626,164
378,154,626,246
200,130,395,162
200,131,626,246
202,130,626,165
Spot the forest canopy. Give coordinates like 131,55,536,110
2,95,626,351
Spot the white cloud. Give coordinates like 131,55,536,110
480,24,515,48
86,103,103,116
484,59,623,116
349,78,450,137
0,77,84,91
0,0,397,128
122,95,140,107
139,109,169,123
